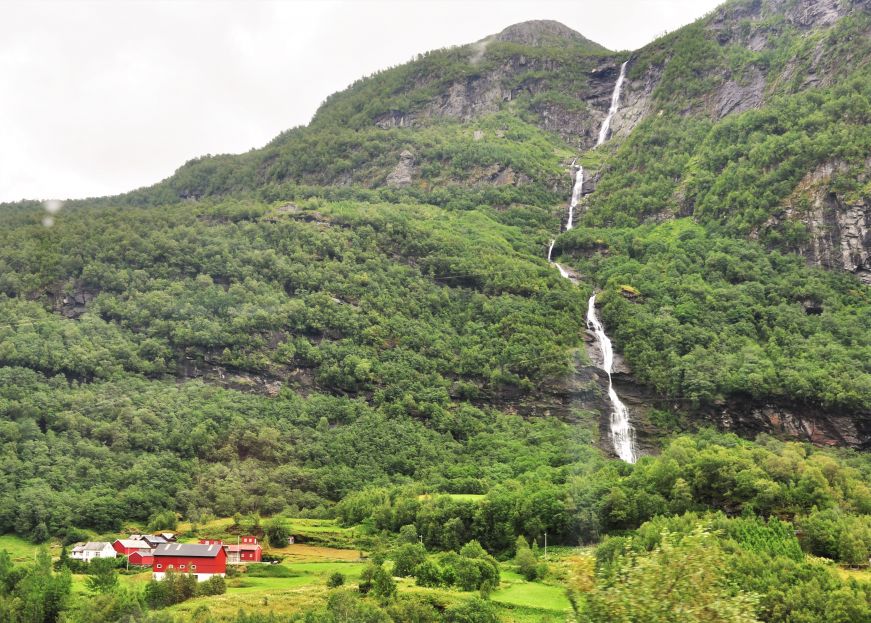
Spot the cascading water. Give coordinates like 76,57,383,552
548,59,636,462
548,240,572,280
585,295,637,463
596,60,628,146
566,166,583,231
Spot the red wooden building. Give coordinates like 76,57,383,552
113,539,153,556
152,543,226,581
128,550,154,567
198,536,262,564
227,536,262,563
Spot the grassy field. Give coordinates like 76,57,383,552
0,534,60,563
2,523,576,621
176,516,359,550
491,580,571,611
272,543,361,562
167,553,367,618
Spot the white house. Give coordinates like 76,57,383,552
70,542,117,562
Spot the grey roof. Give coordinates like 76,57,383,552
154,543,223,558
74,541,112,551
142,535,168,544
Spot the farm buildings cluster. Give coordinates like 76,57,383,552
70,533,262,581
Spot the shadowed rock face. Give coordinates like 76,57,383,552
757,159,871,284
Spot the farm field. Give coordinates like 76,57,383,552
0,535,56,563
167,547,368,618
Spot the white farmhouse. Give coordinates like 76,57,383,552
70,542,117,562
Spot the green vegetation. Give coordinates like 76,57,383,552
1,1,870,621
559,219,871,409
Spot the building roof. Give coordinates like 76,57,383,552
115,539,153,550
142,535,168,544
153,543,224,558
225,543,262,551
73,541,112,551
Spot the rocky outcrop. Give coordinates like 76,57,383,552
713,65,766,117
371,48,647,149
707,0,848,34
700,397,869,449
386,150,416,187
758,160,871,283
604,59,656,141
492,20,609,51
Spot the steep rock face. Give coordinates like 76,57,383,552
609,59,657,140
374,54,638,148
386,149,416,187
708,0,850,32
701,397,870,449
759,160,871,283
712,65,766,117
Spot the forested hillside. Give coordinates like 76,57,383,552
0,0,869,621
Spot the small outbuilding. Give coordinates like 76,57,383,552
128,550,154,567
113,539,154,556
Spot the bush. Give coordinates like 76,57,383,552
392,542,426,577
198,574,226,596
327,571,345,588
415,560,442,587
265,518,291,548
147,510,178,532
444,598,500,623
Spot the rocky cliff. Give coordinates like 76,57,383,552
758,159,871,283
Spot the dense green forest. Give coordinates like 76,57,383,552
1,0,870,621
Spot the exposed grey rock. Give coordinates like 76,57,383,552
758,159,871,283
609,60,656,141
386,149,415,187
714,66,766,118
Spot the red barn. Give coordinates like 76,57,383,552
128,550,154,567
113,539,153,556
152,543,226,581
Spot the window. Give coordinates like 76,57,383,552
168,564,174,569
156,564,162,569
179,565,185,570
190,564,196,570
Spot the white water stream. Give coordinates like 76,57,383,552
548,59,636,462
566,166,583,231
586,295,637,463
596,60,628,146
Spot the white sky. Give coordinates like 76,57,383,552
0,0,722,202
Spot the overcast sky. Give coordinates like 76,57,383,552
0,0,723,202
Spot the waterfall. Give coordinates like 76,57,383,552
586,294,637,463
596,61,628,146
567,165,583,230
547,239,555,262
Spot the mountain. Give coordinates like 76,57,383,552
86,1,869,446
0,3,870,620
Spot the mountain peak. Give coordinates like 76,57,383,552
490,20,609,51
